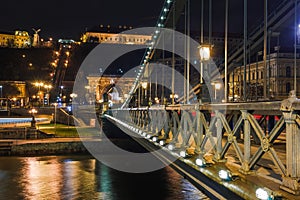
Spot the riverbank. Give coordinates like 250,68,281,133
0,119,146,156
0,138,94,156
0,136,148,156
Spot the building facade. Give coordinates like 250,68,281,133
230,52,300,101
86,74,136,104
80,26,151,45
0,30,31,48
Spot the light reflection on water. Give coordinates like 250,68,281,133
0,155,209,200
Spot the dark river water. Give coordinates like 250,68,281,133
0,155,209,200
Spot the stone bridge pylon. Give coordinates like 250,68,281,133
87,74,136,104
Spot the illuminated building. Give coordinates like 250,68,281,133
80,25,151,45
0,30,31,48
230,52,300,101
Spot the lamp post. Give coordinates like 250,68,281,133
213,83,221,101
199,45,211,103
53,103,58,134
60,86,64,97
141,82,147,106
34,82,44,106
44,84,52,106
29,108,37,128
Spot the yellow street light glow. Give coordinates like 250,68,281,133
44,85,52,89
70,93,78,98
199,45,210,61
29,108,38,114
141,82,147,89
215,83,221,90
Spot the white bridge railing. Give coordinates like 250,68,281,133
110,96,300,194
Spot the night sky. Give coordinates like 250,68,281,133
0,0,295,44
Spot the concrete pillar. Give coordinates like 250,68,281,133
280,91,300,194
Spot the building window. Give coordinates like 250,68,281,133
286,82,291,93
286,66,291,77
261,71,263,79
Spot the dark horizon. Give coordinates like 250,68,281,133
0,0,293,42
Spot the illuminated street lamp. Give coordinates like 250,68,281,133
70,93,77,100
29,108,38,128
170,93,178,104
199,45,211,61
70,93,77,110
141,82,147,89
34,82,44,91
34,82,44,105
199,45,211,103
60,85,64,97
44,84,52,105
141,82,147,106
212,82,221,101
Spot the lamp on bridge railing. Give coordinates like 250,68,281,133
195,158,206,167
199,45,211,61
212,82,221,101
141,82,147,106
167,144,174,151
159,140,165,146
218,169,232,181
179,150,187,158
154,97,160,104
199,45,211,102
255,187,277,200
170,93,178,104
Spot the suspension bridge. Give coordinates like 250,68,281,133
73,0,300,199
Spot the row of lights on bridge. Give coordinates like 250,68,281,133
141,130,277,200
114,116,278,200
127,0,174,103
110,115,277,200
126,0,212,106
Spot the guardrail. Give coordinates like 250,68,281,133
110,95,300,195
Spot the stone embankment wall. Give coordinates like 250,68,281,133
10,142,88,156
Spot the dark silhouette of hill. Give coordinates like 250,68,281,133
0,48,53,81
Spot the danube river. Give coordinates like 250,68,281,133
0,155,209,200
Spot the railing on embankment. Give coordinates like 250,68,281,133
107,95,300,199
